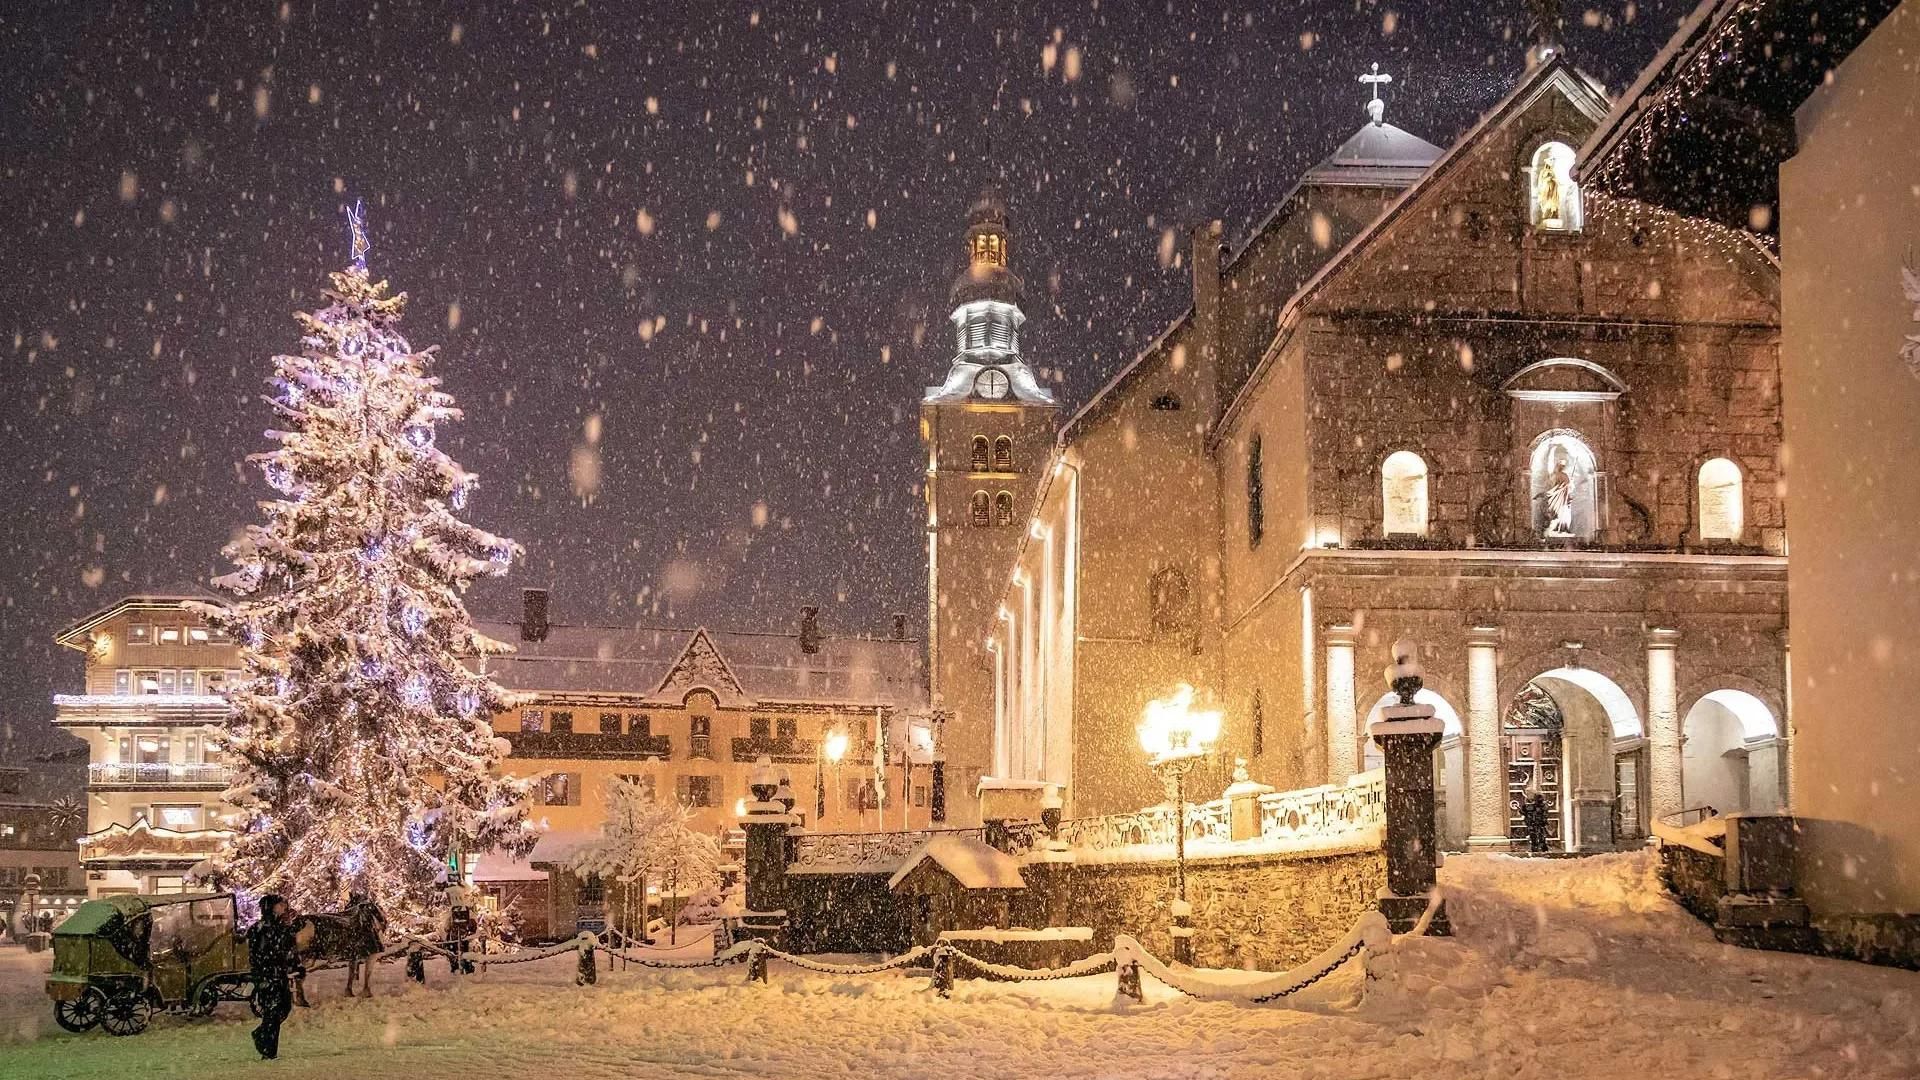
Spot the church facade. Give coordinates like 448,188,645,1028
959,52,1790,850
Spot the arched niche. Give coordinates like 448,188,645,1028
1380,450,1430,537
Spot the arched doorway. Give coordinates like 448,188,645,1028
1681,689,1782,816
1364,688,1467,852
1504,667,1643,852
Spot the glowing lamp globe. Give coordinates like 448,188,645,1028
1137,683,1222,764
823,729,850,764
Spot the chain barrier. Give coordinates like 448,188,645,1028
940,946,1119,984
1112,909,1392,1005
597,938,758,970
760,944,934,976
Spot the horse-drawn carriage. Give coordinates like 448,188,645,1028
45,893,257,1036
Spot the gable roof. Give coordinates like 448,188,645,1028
648,627,747,705
1216,56,1612,440
887,834,1026,891
475,620,926,710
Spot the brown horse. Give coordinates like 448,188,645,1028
290,900,388,1003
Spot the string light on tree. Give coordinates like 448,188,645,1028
191,200,533,925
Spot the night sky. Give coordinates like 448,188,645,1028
0,1,1686,755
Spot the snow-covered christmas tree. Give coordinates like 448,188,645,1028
197,210,532,922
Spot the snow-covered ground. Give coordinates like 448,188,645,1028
4,852,1916,1079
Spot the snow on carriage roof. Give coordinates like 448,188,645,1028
472,620,927,710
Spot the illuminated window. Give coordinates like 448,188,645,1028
127,624,152,646
178,670,198,694
1698,458,1744,540
153,804,204,830
1380,450,1430,536
157,626,182,645
1246,435,1265,548
970,436,989,471
188,627,210,645
1527,141,1583,232
114,670,131,694
970,490,992,527
993,436,1013,471
994,491,1015,527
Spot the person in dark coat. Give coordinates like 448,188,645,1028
247,894,299,1060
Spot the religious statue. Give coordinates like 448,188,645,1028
1536,161,1564,228
1536,446,1576,536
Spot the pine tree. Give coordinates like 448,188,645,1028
196,259,532,923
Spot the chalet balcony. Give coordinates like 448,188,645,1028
502,730,672,761
731,736,817,764
53,693,231,728
88,762,233,789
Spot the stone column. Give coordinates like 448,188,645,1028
1465,627,1508,849
740,757,795,944
1646,629,1683,823
1372,639,1451,936
1325,625,1359,783
1778,627,1795,811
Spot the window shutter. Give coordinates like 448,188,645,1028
712,775,723,808
569,773,583,806
676,775,690,805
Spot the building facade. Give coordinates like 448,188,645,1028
921,191,1061,822
52,596,244,896
979,50,1791,849
0,757,88,931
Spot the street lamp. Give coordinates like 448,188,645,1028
1137,683,1221,964
816,728,850,823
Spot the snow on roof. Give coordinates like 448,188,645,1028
474,620,926,709
888,834,1026,892
1303,119,1443,185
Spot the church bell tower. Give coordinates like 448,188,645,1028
920,189,1060,820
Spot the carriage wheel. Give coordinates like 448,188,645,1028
99,992,151,1037
53,987,106,1033
188,980,223,1018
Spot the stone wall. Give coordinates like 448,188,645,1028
1016,847,1387,970
778,843,1385,970
784,871,912,955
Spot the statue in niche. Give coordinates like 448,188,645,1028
1535,446,1576,536
1536,164,1564,229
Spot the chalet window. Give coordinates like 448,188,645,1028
1246,435,1265,548
157,670,177,694
188,627,210,645
970,436,990,471
630,714,651,737
521,710,546,733
157,626,183,646
598,712,623,734
994,491,1015,527
776,717,797,742
970,490,991,527
751,716,772,740
550,711,574,734
128,624,153,646
136,670,161,695
115,670,131,694
677,775,718,807
178,670,198,694
153,804,204,830
540,773,580,806
206,626,232,644
690,716,711,737
993,436,1013,471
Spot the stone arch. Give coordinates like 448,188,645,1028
1497,645,1647,719
1499,654,1646,852
1680,685,1785,816
1361,682,1469,852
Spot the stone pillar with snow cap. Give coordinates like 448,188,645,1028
741,756,796,944
1370,638,1451,935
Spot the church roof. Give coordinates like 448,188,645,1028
1303,119,1444,186
1216,54,1613,440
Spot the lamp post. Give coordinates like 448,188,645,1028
1137,683,1221,965
815,728,849,824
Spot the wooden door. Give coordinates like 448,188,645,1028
1505,732,1562,845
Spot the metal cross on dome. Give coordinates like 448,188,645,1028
1359,62,1392,124
346,198,370,270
